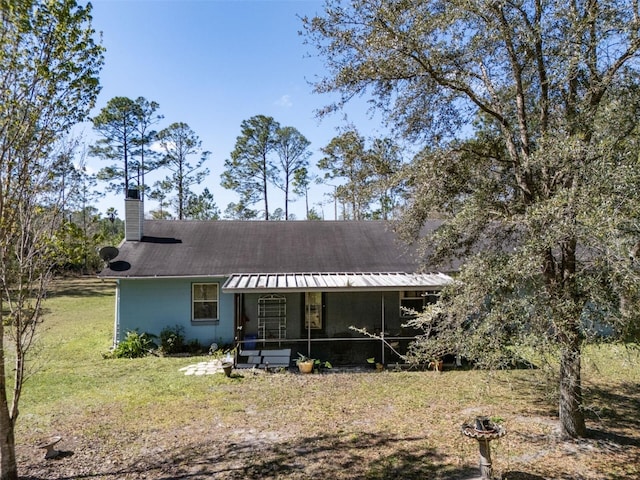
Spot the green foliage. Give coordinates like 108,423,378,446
315,359,332,369
295,353,332,370
156,122,210,220
111,331,157,359
91,96,163,196
272,126,311,219
0,0,104,474
18,279,640,480
159,325,186,355
221,115,281,220
304,0,640,438
221,115,319,220
295,352,313,365
318,129,405,220
186,338,203,354
223,200,259,220
306,208,323,221
184,188,220,220
318,127,372,220
159,325,204,355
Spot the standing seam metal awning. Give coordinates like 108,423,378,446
222,272,453,293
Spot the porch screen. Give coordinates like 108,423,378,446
304,292,323,330
400,290,439,318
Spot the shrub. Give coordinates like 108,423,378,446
159,325,186,354
112,331,156,358
186,338,203,354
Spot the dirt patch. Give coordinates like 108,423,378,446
16,369,640,479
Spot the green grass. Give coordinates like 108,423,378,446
13,278,640,480
23,280,216,426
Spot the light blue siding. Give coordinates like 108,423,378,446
116,277,234,347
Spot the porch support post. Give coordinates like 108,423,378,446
381,295,385,365
307,302,311,357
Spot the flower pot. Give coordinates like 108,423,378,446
298,360,314,374
429,359,443,372
221,362,233,377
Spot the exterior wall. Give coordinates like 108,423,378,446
116,277,234,348
116,279,423,365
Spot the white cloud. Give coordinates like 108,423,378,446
275,94,293,108
150,140,165,153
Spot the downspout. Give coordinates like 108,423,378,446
113,280,120,349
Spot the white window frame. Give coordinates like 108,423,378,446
192,283,219,323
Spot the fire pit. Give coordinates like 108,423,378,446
461,416,506,480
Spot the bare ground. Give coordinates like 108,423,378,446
15,369,640,480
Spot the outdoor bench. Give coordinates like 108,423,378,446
236,348,291,369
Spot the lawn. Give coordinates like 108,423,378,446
14,278,640,479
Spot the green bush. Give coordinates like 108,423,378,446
186,338,203,354
159,325,186,354
112,330,157,358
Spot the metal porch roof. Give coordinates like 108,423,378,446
222,272,453,293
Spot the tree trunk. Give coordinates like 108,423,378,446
558,339,587,438
0,321,17,480
263,179,269,221
0,407,17,480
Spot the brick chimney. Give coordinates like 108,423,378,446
124,189,143,241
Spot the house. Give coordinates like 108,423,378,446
99,196,453,366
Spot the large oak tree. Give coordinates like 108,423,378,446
304,0,640,438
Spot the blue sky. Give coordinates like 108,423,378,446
83,0,387,220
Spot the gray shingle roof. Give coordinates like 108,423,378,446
100,220,445,278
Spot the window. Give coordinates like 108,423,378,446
304,292,323,330
192,283,219,322
400,290,439,318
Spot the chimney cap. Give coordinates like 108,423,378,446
126,188,140,200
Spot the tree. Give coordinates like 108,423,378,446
148,180,173,219
60,158,106,273
271,207,286,221
221,115,280,220
368,138,405,220
304,0,640,438
90,97,138,195
0,1,103,478
184,188,220,220
130,97,163,200
223,201,259,220
156,122,210,220
306,207,323,221
91,96,161,196
101,208,124,243
317,128,373,220
292,167,318,220
273,126,311,220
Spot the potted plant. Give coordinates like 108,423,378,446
314,358,332,372
296,353,315,374
367,357,384,371
221,361,233,377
